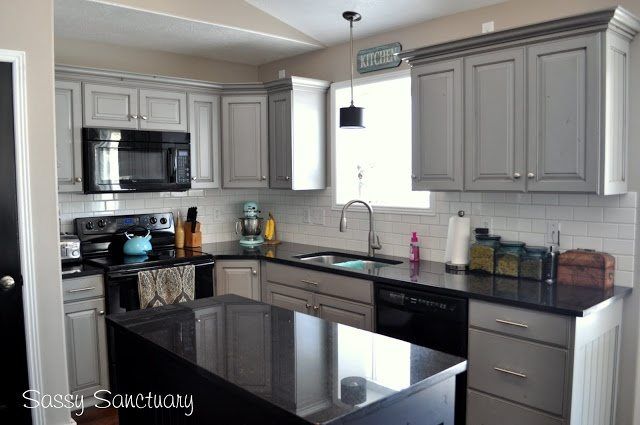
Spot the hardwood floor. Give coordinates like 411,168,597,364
73,407,118,425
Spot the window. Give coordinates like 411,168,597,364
331,70,431,213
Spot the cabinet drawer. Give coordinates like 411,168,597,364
469,300,571,347
468,329,567,415
265,262,373,304
467,390,563,425
63,275,105,303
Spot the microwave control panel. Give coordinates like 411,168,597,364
176,149,191,184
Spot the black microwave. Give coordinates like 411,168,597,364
82,128,191,193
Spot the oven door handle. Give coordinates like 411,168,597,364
108,260,215,278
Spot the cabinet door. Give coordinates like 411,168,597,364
465,49,525,191
221,96,268,188
314,294,373,331
194,306,225,375
262,282,313,315
527,34,600,192
215,260,261,301
268,91,293,189
139,89,188,132
64,298,109,397
226,304,272,394
55,80,83,192
83,83,139,129
411,59,463,191
189,93,221,188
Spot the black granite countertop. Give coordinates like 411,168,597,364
107,294,467,424
195,241,631,317
61,262,104,280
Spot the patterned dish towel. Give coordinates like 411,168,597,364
138,265,195,309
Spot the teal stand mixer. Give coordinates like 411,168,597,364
235,201,264,246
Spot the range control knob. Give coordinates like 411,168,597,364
85,221,94,230
149,217,158,225
97,219,106,228
159,217,168,225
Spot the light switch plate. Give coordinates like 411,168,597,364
482,21,495,33
311,208,325,226
546,221,559,245
302,208,311,224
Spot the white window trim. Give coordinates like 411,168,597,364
329,69,434,216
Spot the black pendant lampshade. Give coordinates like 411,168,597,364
340,11,364,129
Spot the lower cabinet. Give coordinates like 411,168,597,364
63,275,109,405
215,260,261,301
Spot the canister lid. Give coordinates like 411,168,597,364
500,241,526,247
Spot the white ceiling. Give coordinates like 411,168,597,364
54,0,323,66
245,0,508,45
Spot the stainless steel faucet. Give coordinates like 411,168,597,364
339,199,382,257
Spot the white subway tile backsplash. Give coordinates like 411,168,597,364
58,188,637,286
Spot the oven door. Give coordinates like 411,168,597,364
105,260,214,314
82,140,191,193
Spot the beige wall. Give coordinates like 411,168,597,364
56,38,259,82
0,1,72,424
259,1,640,423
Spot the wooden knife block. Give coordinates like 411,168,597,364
184,221,202,248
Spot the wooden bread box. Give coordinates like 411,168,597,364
557,249,615,289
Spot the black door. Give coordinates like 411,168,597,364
0,62,32,424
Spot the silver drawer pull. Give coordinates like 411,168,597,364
495,318,528,328
494,367,527,379
67,286,96,293
301,279,319,286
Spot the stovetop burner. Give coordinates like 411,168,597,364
85,247,212,272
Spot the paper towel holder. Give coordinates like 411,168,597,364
445,210,470,273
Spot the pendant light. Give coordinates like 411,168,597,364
340,11,364,129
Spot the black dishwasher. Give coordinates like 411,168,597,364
375,283,468,425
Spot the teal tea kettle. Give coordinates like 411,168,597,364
123,226,153,256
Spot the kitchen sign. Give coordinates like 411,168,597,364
357,42,402,74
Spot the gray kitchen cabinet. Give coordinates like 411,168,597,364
464,49,525,191
64,297,109,400
314,293,374,331
263,281,314,314
266,77,329,190
188,93,221,189
410,58,463,191
138,88,187,132
55,80,83,192
83,83,139,129
526,35,600,193
467,298,623,424
194,305,225,375
215,260,261,301
221,95,269,188
225,303,272,394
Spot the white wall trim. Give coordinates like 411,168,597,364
0,49,45,425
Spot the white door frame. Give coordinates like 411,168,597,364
0,49,45,425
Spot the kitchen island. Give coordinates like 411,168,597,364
107,294,467,424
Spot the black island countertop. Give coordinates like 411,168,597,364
195,241,631,317
107,295,466,424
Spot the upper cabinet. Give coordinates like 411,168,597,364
55,80,83,192
266,77,329,190
189,93,221,189
221,95,269,188
401,7,639,194
83,83,187,132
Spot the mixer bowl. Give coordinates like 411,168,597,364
235,217,264,237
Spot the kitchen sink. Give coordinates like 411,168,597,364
294,251,402,271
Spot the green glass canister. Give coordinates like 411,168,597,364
495,241,526,278
469,234,501,274
519,245,550,281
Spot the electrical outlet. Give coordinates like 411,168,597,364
311,208,325,226
482,21,495,33
278,69,286,79
546,221,559,245
302,208,311,224
213,208,222,221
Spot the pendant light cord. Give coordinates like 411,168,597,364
350,19,354,106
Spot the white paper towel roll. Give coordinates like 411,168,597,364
444,212,471,266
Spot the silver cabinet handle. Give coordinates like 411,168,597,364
99,310,105,316
252,269,257,276
495,318,528,328
301,279,319,286
192,177,197,181
313,305,319,311
140,115,148,120
0,276,15,290
285,176,290,181
494,367,527,379
196,318,201,323
75,177,82,183
527,172,535,179
513,172,521,179
67,286,96,293
261,176,267,181
411,174,417,179
129,114,138,120
305,303,311,309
